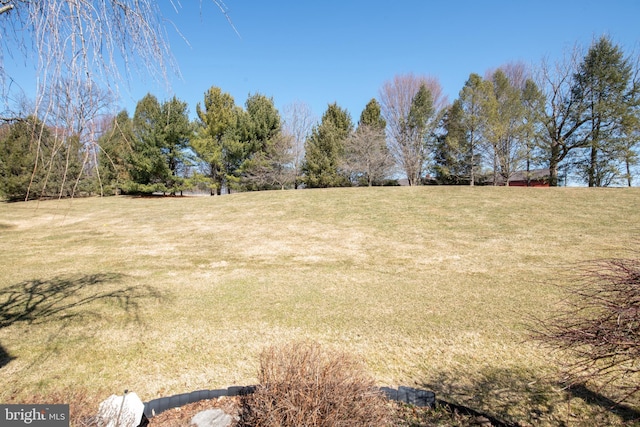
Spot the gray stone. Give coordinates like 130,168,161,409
190,409,233,427
397,386,435,407
97,392,145,427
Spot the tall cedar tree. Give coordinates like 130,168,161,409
302,103,353,188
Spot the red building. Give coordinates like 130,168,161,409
506,169,550,187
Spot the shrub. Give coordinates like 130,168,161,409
238,341,392,426
534,256,640,405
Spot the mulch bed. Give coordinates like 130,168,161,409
146,395,491,426
148,396,242,426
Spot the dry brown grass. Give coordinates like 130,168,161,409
0,187,639,425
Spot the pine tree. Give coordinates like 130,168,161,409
302,103,353,188
433,100,472,184
192,86,238,194
127,93,192,194
97,111,135,195
572,36,635,186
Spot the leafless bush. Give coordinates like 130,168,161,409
238,341,393,426
533,256,640,405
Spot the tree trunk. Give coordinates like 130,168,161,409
549,143,561,187
588,145,597,187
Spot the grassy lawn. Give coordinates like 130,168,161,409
0,186,638,425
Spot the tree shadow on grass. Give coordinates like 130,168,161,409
0,342,14,368
0,273,164,329
421,365,639,426
566,383,640,424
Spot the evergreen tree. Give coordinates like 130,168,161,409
302,103,353,188
97,111,135,195
572,36,636,186
359,98,387,130
158,96,193,194
239,93,284,190
244,93,281,153
193,86,238,194
127,93,192,194
0,117,85,200
433,100,472,184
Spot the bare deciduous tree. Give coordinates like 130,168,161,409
341,124,393,186
536,46,591,186
243,133,295,190
282,101,315,189
379,73,447,185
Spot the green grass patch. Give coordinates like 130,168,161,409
0,187,639,425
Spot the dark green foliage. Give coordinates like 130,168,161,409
193,86,238,194
408,84,434,138
124,93,193,194
302,103,353,188
237,93,284,191
160,96,193,192
97,111,135,195
433,100,474,184
244,93,281,153
192,89,286,193
0,117,84,201
572,36,637,187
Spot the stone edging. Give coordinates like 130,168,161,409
143,386,435,418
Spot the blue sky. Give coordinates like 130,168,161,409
137,0,640,122
5,1,640,123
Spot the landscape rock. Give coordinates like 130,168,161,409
380,386,435,407
97,392,146,427
190,409,233,427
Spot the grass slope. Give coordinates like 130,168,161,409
0,187,639,425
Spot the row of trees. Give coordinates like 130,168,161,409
417,36,639,187
1,36,639,200
300,36,639,190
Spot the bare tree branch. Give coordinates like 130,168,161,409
532,254,640,406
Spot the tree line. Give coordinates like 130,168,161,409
1,36,639,201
